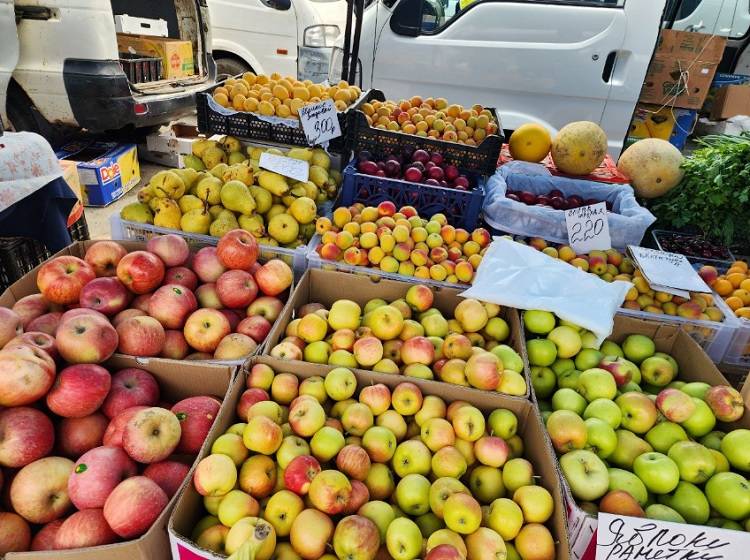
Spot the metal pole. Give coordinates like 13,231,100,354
341,0,355,81
348,0,365,85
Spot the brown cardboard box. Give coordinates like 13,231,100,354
168,356,570,560
655,30,727,62
265,268,531,400
563,314,749,560
7,354,234,560
711,84,750,120
117,34,194,79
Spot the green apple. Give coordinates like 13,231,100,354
667,381,685,390
658,481,710,524
681,398,716,438
488,409,518,440
710,449,730,473
328,349,359,368
559,449,609,502
621,334,655,364
668,441,716,484
468,465,505,503
551,388,587,415
523,310,556,334
577,368,617,402
506,543,521,560
502,458,534,493
358,500,395,541
600,340,624,358
490,345,523,373
584,399,622,429
633,452,680,494
620,382,643,394
527,339,557,367
324,367,357,401
608,430,653,469
551,358,576,376
708,519,744,531
487,498,524,542
705,472,750,520
654,352,679,376
428,477,468,519
640,356,676,387
699,430,725,451
395,473,431,516
681,382,711,400
386,517,422,560
415,512,444,537
645,504,685,523
557,369,582,390
584,418,617,459
645,422,688,454
608,468,649,506
721,429,750,472
580,331,599,350
531,366,556,399
574,349,604,371
310,426,346,462
364,298,388,314
616,392,658,434
547,326,582,358
392,440,432,478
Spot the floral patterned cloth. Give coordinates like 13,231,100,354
0,131,63,211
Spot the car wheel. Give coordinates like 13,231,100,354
215,57,252,81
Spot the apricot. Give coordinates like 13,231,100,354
726,296,744,311
727,272,747,287
732,260,749,273
733,289,750,305
714,278,734,296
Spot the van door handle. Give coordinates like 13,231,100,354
14,5,53,21
601,51,618,83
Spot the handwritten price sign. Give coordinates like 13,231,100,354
596,513,748,560
627,246,712,295
565,202,611,254
299,100,342,146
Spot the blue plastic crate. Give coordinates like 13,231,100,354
339,161,485,230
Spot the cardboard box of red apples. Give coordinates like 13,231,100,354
0,234,294,365
167,356,571,560
562,315,750,560
264,268,532,400
1,354,233,560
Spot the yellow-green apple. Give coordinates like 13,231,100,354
487,498,523,541
172,396,221,454
248,296,285,323
102,368,159,419
309,469,352,514
116,251,166,295
195,523,228,553
559,449,609,501
271,373,300,405
421,418,455,452
656,481,708,524
45,364,111,419
310,426,346,462
405,284,433,312
373,358,400,374
342,403,374,436
298,313,328,344
58,412,109,458
68,445,137,509
705,385,744,422
330,398,355,419
255,259,293,296
667,441,716,484
359,384,391,416
583,399,622,429
465,527,507,560
721,429,750,471
248,363,275,390
331,329,356,352
358,501,395,542
467,465,503,503
290,508,333,560
432,446,467,479
79,277,131,316
225,517,276,559
621,334,655,364
392,382,423,416
474,436,510,468
55,508,117,549
465,352,500,391
443,492,481,534
0,344,56,407
365,462,396,500
324,368,357,401
383,339,403,363
451,405,485,442
429,477,468,519
640,356,675,387
515,523,555,560
705,472,750,521
633,452,680,494
12,293,52,329
194,454,237,497
526,339,557,367
362,426,398,463
513,485,553,523
328,349,358,368
289,398,326,437
366,306,405,340
148,284,198,329
403,363,434,379
343,479,370,514
37,256,95,305
502,458,534,493
414,396,446,427
334,515,381,560
10,456,74,523
298,376,326,404
216,229,259,270
398,319,424,341
327,300,361,331
285,455,321,495
644,504,684,523
239,455,276,498
386,517,422,560
584,417,617,460
244,415,283,455
454,299,488,333
401,336,435,365
336,444,371,481
547,325,582,359
143,460,190,498
217,489,260,527
645,422,688,454
184,309,231,353
263,489,303,537
392,440,432,478
84,240,128,277
115,315,165,357
607,468,648,506
123,406,181,463
426,529,468,557
211,433,248,466
608,430,653,469
487,409,517,440
574,348,603,371
682,398,716,438
422,313,449,338
598,357,640,386
353,336,385,368
0,407,54,467
442,334,472,361
616,392,658,434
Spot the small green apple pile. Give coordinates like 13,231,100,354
269,284,527,396
190,364,558,560
524,310,750,529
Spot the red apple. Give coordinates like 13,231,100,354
0,512,31,553
284,455,321,495
146,234,190,267
56,313,118,364
237,388,270,420
132,293,153,312
37,256,95,305
193,247,227,284
116,315,166,357
57,413,109,458
103,476,168,538
102,368,160,419
55,508,117,549
308,470,352,515
426,544,464,560
112,308,147,327
79,277,132,316
160,330,190,360
144,460,190,498
6,331,58,360
0,407,54,467
164,266,198,291
336,445,371,481
46,364,111,418
103,406,149,446
84,241,128,277
68,445,137,509
117,251,165,294
148,284,198,329
237,315,273,343
247,296,285,322
0,344,56,406
220,309,244,331
12,294,52,328
217,270,258,309
26,311,63,336
122,407,181,463
217,229,259,270
255,259,293,296
184,309,231,353
171,396,221,454
30,519,63,551
342,480,370,514
705,385,744,422
0,307,22,348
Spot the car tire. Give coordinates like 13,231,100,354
215,57,251,81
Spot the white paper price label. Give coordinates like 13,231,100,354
596,513,749,560
298,99,342,146
565,202,612,254
259,152,309,182
628,245,711,295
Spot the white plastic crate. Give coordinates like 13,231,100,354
724,317,750,366
115,15,169,37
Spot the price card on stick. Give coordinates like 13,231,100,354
627,245,711,296
259,153,309,182
596,512,747,560
299,99,342,146
565,202,612,254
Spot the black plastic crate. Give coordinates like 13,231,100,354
119,53,163,84
339,161,485,230
346,91,503,176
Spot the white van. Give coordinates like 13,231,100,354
330,0,750,153
0,0,216,137
208,0,347,82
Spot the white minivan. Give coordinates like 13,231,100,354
0,0,216,137
330,0,750,153
208,0,347,82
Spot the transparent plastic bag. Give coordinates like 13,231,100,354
461,238,632,344
483,161,656,248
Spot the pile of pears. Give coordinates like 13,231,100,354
120,136,341,248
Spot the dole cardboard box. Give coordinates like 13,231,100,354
264,268,531,400
561,314,750,560
117,34,195,79
168,355,570,560
6,354,234,560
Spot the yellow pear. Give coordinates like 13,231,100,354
228,151,247,165
266,204,288,220
289,197,317,225
210,210,240,237
266,148,285,157
203,147,228,169
257,171,289,196
195,176,224,205
153,199,182,229
150,170,186,199
178,194,205,213
219,135,242,153
286,147,313,162
249,186,273,214
173,168,201,190
308,166,329,188
183,155,206,172
221,180,256,215
268,213,299,244
192,139,218,158
181,208,211,234
120,202,153,224
210,163,229,179
311,149,331,170
137,185,155,204
239,214,266,238
209,205,225,219
223,164,254,186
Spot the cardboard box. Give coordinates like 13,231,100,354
564,314,750,560
265,268,531,400
117,34,194,79
711,84,750,120
655,30,727,62
6,354,234,560
627,103,697,150
140,123,204,168
168,356,570,560
56,141,141,207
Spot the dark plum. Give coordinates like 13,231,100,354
430,152,444,166
444,165,460,182
519,192,538,205
506,193,520,202
411,161,425,173
536,195,551,206
567,195,584,208
412,149,430,164
358,160,379,175
550,196,566,210
384,160,402,177
427,166,444,181
404,167,423,182
453,176,470,189
424,178,441,186
549,189,564,198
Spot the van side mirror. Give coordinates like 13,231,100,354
263,0,291,11
390,0,424,37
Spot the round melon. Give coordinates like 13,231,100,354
509,123,552,163
617,138,685,198
550,121,608,175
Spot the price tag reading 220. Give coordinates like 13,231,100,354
564,202,612,254
299,99,342,146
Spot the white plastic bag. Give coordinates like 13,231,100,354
461,238,632,344
483,161,656,248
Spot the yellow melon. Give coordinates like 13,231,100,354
550,121,608,175
617,138,685,198
508,123,552,163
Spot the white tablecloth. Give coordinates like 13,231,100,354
0,131,63,212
